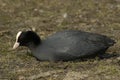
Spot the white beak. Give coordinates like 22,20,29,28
13,42,20,49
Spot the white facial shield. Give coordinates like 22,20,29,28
13,31,22,49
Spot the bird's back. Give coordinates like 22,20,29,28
34,30,115,61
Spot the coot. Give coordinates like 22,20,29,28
13,30,115,61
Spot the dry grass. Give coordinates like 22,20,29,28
0,0,120,80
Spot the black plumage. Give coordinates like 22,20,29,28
13,30,115,61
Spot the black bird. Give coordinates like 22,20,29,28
13,30,115,61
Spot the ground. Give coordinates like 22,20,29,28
0,0,120,80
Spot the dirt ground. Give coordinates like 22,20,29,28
0,0,120,80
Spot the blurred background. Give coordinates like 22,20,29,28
0,0,120,80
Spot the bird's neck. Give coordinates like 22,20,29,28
27,42,40,52
27,36,41,52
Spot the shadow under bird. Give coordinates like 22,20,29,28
13,30,115,61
